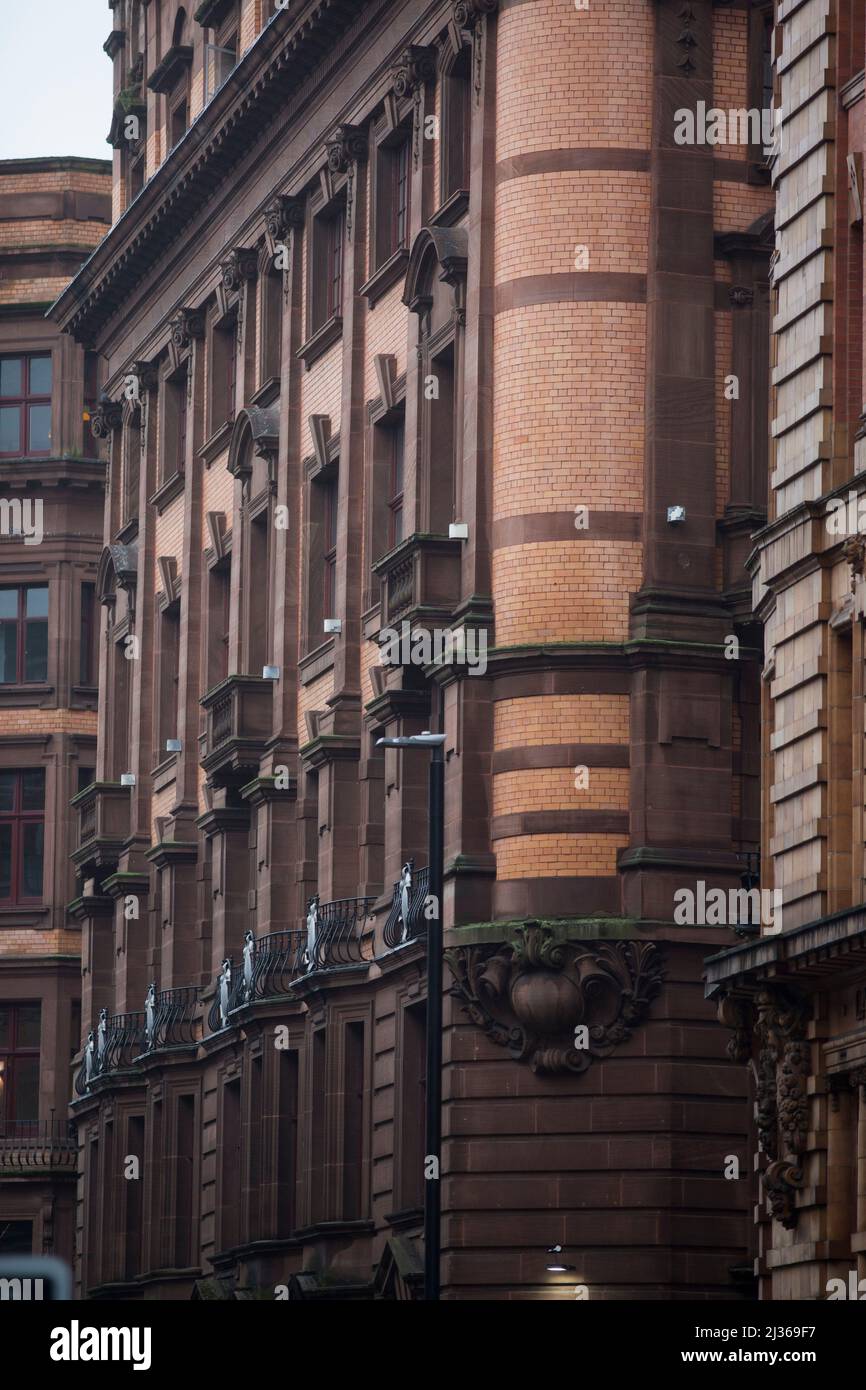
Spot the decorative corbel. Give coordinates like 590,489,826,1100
392,45,436,168
90,395,123,441
325,124,368,237
168,307,204,371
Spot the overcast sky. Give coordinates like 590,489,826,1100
0,0,112,161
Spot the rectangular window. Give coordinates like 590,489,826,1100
399,1001,426,1210
0,769,45,904
388,417,405,550
0,585,48,684
163,369,188,483
124,1113,145,1279
442,52,471,201
210,316,237,433
0,1002,41,1135
220,1078,241,1251
83,352,99,433
157,606,180,757
174,1094,195,1267
277,1049,299,1236
342,1021,365,1220
80,582,96,686
323,476,338,619
207,562,231,690
170,98,188,150
0,354,52,457
310,1028,327,1224
327,210,344,320
312,206,345,332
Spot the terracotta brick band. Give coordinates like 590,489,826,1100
492,810,630,839
493,876,622,917
492,511,642,548
492,744,630,773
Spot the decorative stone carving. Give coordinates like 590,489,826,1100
90,395,123,440
717,993,753,1064
169,306,205,352
220,246,258,293
676,5,698,76
729,285,754,308
445,923,664,1075
264,194,304,250
392,44,436,99
453,0,498,27
325,123,368,175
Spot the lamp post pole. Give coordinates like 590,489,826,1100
377,730,446,1301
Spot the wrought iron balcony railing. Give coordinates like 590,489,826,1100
0,1119,77,1173
382,861,430,950
143,984,199,1052
74,1009,146,1095
208,897,375,1032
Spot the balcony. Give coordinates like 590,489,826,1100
143,985,199,1052
208,897,375,1032
75,1009,146,1094
374,533,462,629
0,1119,77,1175
71,781,131,878
382,861,430,950
200,674,273,786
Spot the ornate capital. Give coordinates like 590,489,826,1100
392,44,436,99
220,246,258,293
445,924,664,1075
453,0,498,27
264,194,305,247
325,123,368,174
169,306,205,352
90,395,123,440
729,285,754,308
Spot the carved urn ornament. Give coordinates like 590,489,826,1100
446,923,664,1075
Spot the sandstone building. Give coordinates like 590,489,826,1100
708,0,866,1302
0,156,111,1266
51,0,773,1299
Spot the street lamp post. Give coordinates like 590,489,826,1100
377,730,446,1301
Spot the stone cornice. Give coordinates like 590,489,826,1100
49,0,364,345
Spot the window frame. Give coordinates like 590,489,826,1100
0,769,46,907
0,584,49,687
0,353,53,459
0,1001,41,1134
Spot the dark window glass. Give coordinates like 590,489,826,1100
327,209,344,319
0,354,51,456
0,1002,41,1134
388,417,405,549
323,477,338,617
0,586,48,684
0,771,45,904
80,583,96,685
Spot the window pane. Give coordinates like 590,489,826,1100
17,1004,41,1048
0,1008,9,1047
0,773,14,811
21,822,43,898
0,590,16,618
12,1056,39,1123
28,356,51,395
0,824,11,898
24,620,47,681
25,586,48,619
0,624,17,683
0,359,22,397
28,404,51,452
21,770,44,811
0,406,20,453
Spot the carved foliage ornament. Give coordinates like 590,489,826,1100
719,986,810,1229
90,395,123,440
453,0,499,28
325,123,368,175
169,306,205,351
445,924,664,1075
220,246,258,293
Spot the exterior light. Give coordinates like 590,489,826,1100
667,505,686,524
545,1244,576,1272
120,773,136,787
166,738,182,752
262,665,280,680
376,731,446,749
449,522,469,540
324,618,342,634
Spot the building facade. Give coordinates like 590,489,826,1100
708,0,866,1302
53,0,773,1300
0,156,111,1266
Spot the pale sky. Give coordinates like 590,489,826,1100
0,0,113,161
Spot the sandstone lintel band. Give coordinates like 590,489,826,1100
495,149,756,185
492,810,631,840
492,512,642,547
493,744,630,774
493,273,647,314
